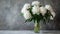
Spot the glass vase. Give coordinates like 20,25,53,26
34,20,40,33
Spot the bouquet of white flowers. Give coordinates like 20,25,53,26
21,1,56,33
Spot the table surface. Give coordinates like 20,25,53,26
0,30,60,34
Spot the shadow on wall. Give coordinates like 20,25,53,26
0,0,60,30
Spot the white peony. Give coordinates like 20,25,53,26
50,11,55,20
51,11,55,17
21,3,32,19
23,10,32,20
45,5,53,11
45,5,56,17
40,6,47,16
21,3,31,14
50,16,54,20
32,1,40,6
32,6,40,15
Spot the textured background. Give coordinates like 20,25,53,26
0,0,60,30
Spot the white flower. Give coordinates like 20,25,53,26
21,3,31,14
40,6,47,16
45,5,56,17
32,6,40,15
45,5,52,11
23,3,31,9
21,3,32,19
51,11,55,17
32,1,40,6
50,16,54,20
23,10,32,20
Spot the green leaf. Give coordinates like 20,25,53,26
43,10,53,23
25,18,33,23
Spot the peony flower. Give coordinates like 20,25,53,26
32,6,40,15
40,6,47,16
21,3,31,14
23,10,32,20
45,5,53,11
51,11,55,17
32,1,40,6
50,16,54,20
50,11,55,20
45,5,56,17
21,3,32,19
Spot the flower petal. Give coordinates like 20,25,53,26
32,6,40,15
40,6,47,16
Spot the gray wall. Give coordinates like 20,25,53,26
0,0,60,30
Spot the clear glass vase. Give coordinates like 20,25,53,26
34,20,40,33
